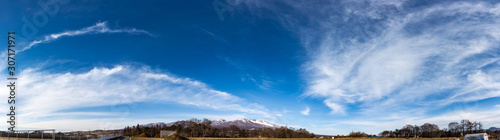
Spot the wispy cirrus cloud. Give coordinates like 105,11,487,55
0,65,277,130
20,21,155,52
304,1,500,115
19,118,173,131
216,55,275,90
0,21,279,130
234,0,500,121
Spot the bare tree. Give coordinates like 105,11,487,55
449,122,459,136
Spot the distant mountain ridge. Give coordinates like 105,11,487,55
141,118,281,130
212,118,281,129
489,127,500,131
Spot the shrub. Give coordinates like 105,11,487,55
137,133,147,137
165,133,189,140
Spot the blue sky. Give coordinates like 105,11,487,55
1,0,500,135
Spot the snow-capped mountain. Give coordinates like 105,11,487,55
212,119,228,125
489,127,500,131
139,118,281,130
211,118,281,129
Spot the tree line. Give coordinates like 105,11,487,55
122,118,315,138
379,119,488,138
348,131,376,137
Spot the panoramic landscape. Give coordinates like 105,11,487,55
2,0,500,140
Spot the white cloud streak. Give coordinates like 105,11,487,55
0,65,276,130
234,0,500,121
301,106,310,116
20,21,154,52
20,118,172,132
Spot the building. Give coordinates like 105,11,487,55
464,133,488,140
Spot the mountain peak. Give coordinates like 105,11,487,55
140,118,281,130
215,118,227,122
212,118,280,130
212,119,227,125
489,127,500,131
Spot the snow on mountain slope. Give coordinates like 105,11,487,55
211,118,281,129
140,118,281,130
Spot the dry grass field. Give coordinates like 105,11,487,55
188,138,461,140
131,137,463,140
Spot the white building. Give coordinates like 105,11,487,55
464,133,488,140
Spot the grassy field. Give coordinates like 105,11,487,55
188,138,461,140
131,137,462,140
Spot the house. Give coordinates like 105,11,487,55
464,133,488,140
